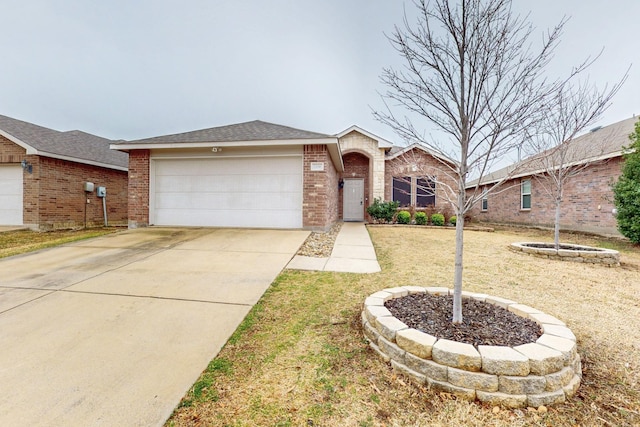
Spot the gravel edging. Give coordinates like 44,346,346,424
362,286,582,408
296,222,342,258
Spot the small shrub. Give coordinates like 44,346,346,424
397,210,411,224
431,213,445,226
366,198,400,223
449,215,457,226
614,119,640,243
422,205,437,220
414,211,427,225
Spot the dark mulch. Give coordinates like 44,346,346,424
522,243,602,251
384,294,542,348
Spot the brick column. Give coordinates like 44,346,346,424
303,145,339,230
127,149,150,228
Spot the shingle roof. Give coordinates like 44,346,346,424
386,142,458,166
119,120,332,145
470,116,638,186
0,114,128,170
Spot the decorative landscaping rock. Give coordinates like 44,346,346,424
514,343,564,375
364,305,392,325
510,242,620,266
396,329,437,359
447,367,499,392
375,316,408,341
432,339,482,372
478,345,530,376
362,286,582,407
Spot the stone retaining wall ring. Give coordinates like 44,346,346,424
509,242,619,266
362,287,582,408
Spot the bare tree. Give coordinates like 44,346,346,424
374,0,568,323
522,74,627,249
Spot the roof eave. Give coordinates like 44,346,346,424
0,129,37,154
110,137,344,172
111,137,338,150
327,142,344,172
466,151,624,188
387,143,458,166
38,151,128,171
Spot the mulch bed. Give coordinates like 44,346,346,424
385,294,542,348
522,243,602,251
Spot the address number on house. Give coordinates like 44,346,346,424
310,162,325,171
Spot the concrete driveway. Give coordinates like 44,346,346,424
0,227,309,426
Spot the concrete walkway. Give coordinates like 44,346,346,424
287,222,381,273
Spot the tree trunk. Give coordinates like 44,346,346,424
554,198,561,250
452,198,465,324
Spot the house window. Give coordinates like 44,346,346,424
481,191,488,211
392,176,436,207
416,177,436,207
392,176,412,207
521,180,531,210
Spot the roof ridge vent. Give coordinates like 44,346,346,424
590,126,603,132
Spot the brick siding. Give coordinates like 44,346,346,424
467,158,623,235
0,135,26,162
127,149,150,228
302,145,339,230
1,136,127,229
35,157,128,230
384,149,458,216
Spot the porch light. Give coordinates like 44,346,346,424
21,159,32,174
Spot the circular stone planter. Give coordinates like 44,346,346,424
362,286,582,408
510,242,620,267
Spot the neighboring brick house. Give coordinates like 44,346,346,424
0,115,128,230
466,116,637,236
111,121,457,231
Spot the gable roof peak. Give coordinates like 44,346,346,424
335,125,394,148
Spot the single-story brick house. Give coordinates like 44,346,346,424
0,115,129,230
466,116,638,236
111,121,458,230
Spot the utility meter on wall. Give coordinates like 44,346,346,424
96,186,106,197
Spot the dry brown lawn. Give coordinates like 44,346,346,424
0,228,120,259
167,226,640,427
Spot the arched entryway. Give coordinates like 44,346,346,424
340,151,371,221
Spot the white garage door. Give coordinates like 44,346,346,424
0,164,23,225
152,156,303,228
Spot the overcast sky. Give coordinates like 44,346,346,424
1,0,637,146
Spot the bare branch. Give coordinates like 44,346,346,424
522,65,629,247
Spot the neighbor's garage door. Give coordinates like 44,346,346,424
0,164,23,225
152,156,303,228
